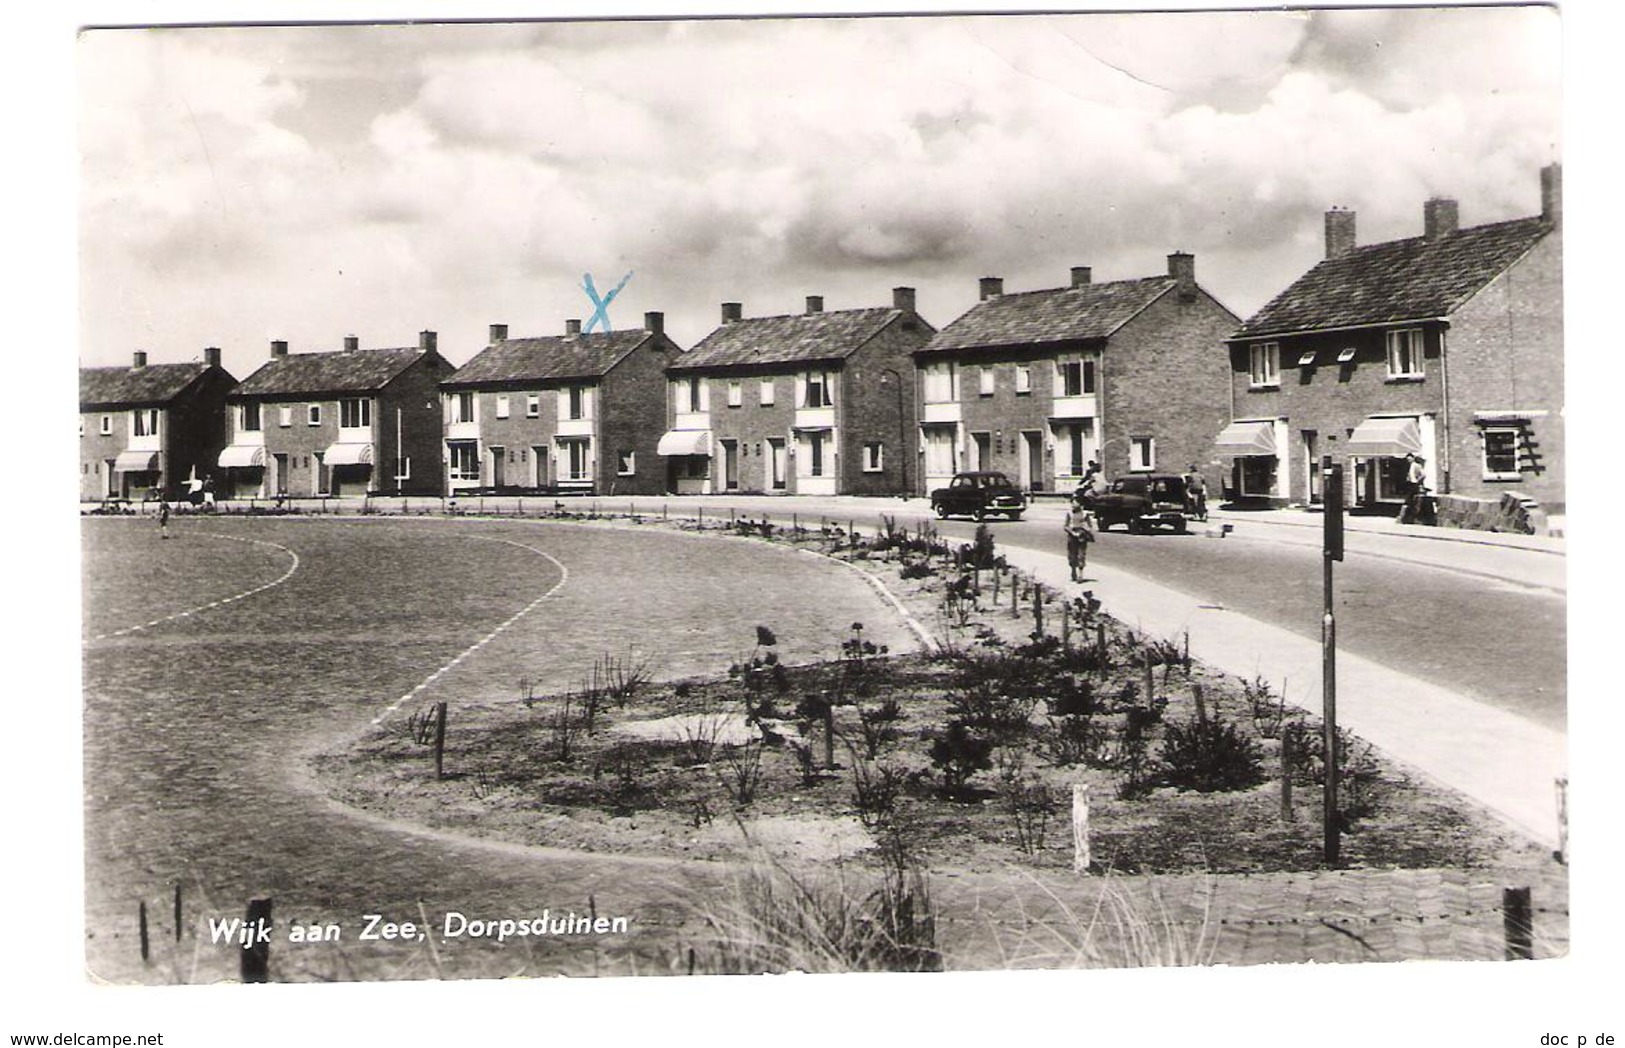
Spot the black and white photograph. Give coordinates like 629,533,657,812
13,0,1620,1042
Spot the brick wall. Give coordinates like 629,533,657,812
79,410,127,500
473,388,559,489
705,371,799,493
599,334,680,496
1441,232,1563,508
840,314,931,495
1103,285,1240,488
382,355,453,496
165,368,236,499
947,348,1078,492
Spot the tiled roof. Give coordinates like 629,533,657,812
80,362,210,408
1236,217,1554,339
233,347,426,398
921,277,1176,354
670,308,900,372
445,330,651,387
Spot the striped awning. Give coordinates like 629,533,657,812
657,430,712,456
218,444,266,468
113,449,160,472
1345,417,1423,459
324,442,374,466
1214,421,1277,456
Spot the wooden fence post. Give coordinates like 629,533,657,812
823,699,835,769
1072,784,1091,873
433,701,448,781
242,899,272,983
139,901,149,962
1280,731,1293,822
1503,886,1533,960
1193,682,1207,725
1143,648,1155,705
1096,622,1107,677
1032,588,1044,636
174,882,183,942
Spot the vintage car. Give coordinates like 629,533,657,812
1086,473,1191,533
930,471,1027,521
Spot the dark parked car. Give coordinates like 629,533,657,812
931,471,1027,521
1086,473,1191,533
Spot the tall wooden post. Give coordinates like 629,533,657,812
1032,588,1044,636
139,901,150,962
1321,457,1344,865
1143,647,1155,707
1280,731,1294,822
174,882,184,942
1071,784,1091,873
433,701,448,781
1096,622,1107,677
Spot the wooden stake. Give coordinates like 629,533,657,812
1071,784,1091,873
242,899,272,983
1503,886,1533,960
1143,648,1155,706
433,701,448,781
174,882,183,942
1280,731,1294,822
1193,682,1207,725
139,901,150,962
823,699,835,769
1096,622,1107,677
1032,588,1044,636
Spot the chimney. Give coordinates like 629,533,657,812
1167,252,1196,302
419,330,437,355
132,350,148,369
892,286,917,312
1325,208,1357,259
343,335,359,352
978,277,1004,301
270,340,288,358
489,323,508,343
1423,198,1459,241
1070,266,1092,288
643,311,664,335
805,295,824,315
565,319,582,336
1541,163,1562,228
203,347,221,369
721,302,743,324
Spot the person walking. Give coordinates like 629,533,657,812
157,497,170,540
1063,497,1096,582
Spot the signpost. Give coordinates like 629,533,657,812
1321,456,1343,864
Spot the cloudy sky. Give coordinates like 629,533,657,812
77,6,1562,374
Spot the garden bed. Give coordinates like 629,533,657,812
314,515,1552,878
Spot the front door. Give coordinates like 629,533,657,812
721,440,739,490
1022,431,1043,492
532,445,548,488
768,438,786,490
490,445,506,488
972,432,991,472
1303,431,1321,504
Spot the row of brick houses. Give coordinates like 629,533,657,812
79,164,1564,512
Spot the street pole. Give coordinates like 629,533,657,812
1321,456,1343,865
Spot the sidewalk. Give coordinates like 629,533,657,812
995,541,1567,851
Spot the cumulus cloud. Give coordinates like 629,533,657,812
77,10,1560,372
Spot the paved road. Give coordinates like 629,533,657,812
80,516,915,984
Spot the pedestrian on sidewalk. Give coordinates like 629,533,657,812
1064,496,1096,582
157,498,170,540
1401,453,1428,523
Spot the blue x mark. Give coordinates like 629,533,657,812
581,270,634,333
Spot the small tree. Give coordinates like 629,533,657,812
929,720,993,799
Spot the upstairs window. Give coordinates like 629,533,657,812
339,398,370,428
1014,365,1031,395
278,406,293,428
1057,360,1096,396
451,391,475,424
1129,435,1156,472
1482,427,1522,479
978,367,995,397
525,394,540,418
803,371,834,408
1386,329,1425,379
495,395,511,420
240,402,262,432
1248,343,1280,388
759,378,775,406
132,408,159,437
675,376,706,413
921,362,956,403
728,380,743,408
307,404,322,426
567,386,586,420
100,415,112,435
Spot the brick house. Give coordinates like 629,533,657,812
660,289,931,496
80,348,236,502
440,313,679,496
220,332,452,498
1224,165,1563,511
915,256,1240,495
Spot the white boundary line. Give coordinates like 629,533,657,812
370,537,568,726
88,533,301,641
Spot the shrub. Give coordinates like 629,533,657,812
718,740,765,806
967,523,998,570
1282,721,1384,825
1157,715,1267,793
929,720,994,799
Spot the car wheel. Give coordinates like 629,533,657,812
973,507,987,522
1007,512,1023,521
1174,519,1189,534
934,502,948,520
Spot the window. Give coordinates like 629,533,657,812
451,391,475,424
863,442,885,472
1482,428,1522,479
562,440,591,481
727,381,743,408
1014,366,1031,395
100,415,112,435
279,406,293,428
1248,343,1280,388
307,404,322,426
1336,346,1358,363
1297,350,1318,366
675,377,706,413
803,371,834,408
132,409,159,437
1058,361,1082,397
922,362,956,403
978,367,995,397
339,398,370,428
759,379,775,406
1129,436,1156,472
496,395,511,419
806,431,826,476
617,450,636,476
526,394,540,418
240,402,262,432
447,441,479,481
567,386,586,420
1387,329,1425,379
